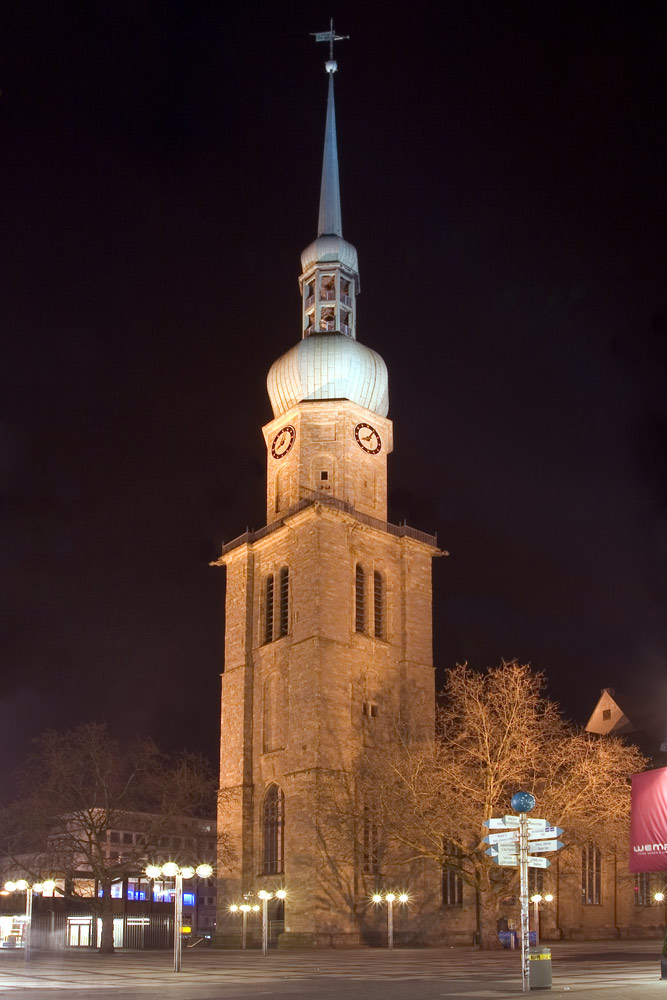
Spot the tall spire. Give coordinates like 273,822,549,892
312,20,348,237
318,69,341,236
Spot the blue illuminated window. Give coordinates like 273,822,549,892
183,893,195,907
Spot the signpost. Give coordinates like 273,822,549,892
483,794,565,993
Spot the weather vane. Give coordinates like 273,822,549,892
311,18,349,71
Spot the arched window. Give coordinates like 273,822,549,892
373,571,385,639
355,564,365,633
279,567,289,637
264,574,274,644
262,784,284,875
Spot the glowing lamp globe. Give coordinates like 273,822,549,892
275,889,287,900
145,865,162,879
15,880,28,891
385,893,396,902
229,904,239,913
252,905,260,912
180,867,195,880
4,882,16,892
161,862,179,877
372,894,382,903
42,880,56,893
399,894,409,904
531,894,542,903
196,864,213,879
510,791,536,814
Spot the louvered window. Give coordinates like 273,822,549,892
355,564,365,633
373,571,385,639
264,575,274,644
279,567,289,637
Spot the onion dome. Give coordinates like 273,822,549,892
267,333,389,418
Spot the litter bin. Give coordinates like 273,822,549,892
528,946,552,990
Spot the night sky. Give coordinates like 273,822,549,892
2,1,666,797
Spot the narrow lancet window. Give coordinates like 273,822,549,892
373,571,385,639
262,784,285,875
279,567,289,637
355,564,365,633
264,574,274,644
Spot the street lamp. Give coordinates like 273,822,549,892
3,879,56,961
529,893,554,946
258,888,287,956
145,863,213,972
229,899,260,949
371,892,409,949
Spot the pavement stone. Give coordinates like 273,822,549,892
0,940,665,999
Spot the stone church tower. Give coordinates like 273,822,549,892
213,39,442,947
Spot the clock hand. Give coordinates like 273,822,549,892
362,432,375,442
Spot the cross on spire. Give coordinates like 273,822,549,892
311,18,349,67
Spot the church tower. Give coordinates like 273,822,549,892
213,30,442,947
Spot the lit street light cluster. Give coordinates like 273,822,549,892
371,892,409,949
3,879,57,961
529,893,554,945
144,862,213,972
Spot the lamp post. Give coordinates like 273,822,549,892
145,863,213,972
371,892,409,949
229,900,260,949
258,888,287,956
3,880,56,961
529,893,554,945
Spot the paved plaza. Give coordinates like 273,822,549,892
0,940,665,999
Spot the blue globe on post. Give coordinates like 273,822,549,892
511,791,536,814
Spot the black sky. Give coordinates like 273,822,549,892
2,1,666,796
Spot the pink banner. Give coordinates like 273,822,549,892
629,767,667,873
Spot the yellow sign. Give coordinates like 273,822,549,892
180,926,192,934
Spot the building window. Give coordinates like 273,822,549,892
582,845,601,905
442,843,463,906
320,470,328,481
602,708,611,721
262,784,284,875
363,702,378,718
635,872,653,906
355,564,366,633
363,802,379,874
264,574,274,644
279,567,289,637
373,571,385,639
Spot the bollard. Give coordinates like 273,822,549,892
528,946,552,990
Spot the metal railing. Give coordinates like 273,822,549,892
219,494,437,555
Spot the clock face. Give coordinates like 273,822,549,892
354,422,381,455
271,425,296,459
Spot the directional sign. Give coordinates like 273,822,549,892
486,847,518,860
504,815,549,829
484,817,520,830
482,830,519,846
526,856,550,869
528,839,564,854
489,855,519,867
528,826,563,841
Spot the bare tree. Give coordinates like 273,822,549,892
0,723,232,953
361,662,645,948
